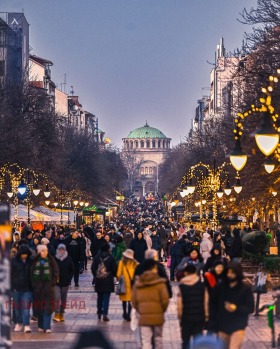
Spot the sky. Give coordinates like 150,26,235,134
2,0,258,147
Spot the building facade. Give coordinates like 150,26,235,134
122,122,171,198
0,12,29,83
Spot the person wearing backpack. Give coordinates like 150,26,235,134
91,244,117,321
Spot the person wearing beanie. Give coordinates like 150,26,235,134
209,261,254,348
177,264,209,349
41,237,55,257
11,245,33,333
116,249,139,321
31,244,59,333
53,244,74,322
91,243,117,321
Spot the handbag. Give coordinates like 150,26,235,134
130,308,139,331
116,275,126,295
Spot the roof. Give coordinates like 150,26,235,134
29,54,53,66
126,122,167,139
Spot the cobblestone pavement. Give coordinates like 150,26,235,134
12,266,279,349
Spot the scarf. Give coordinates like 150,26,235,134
55,249,68,261
32,258,51,282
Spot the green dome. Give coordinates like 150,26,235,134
127,122,167,139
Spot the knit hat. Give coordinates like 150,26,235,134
41,238,49,245
37,244,48,254
57,243,66,250
123,249,134,259
17,245,31,257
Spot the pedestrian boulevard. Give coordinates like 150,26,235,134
12,268,276,349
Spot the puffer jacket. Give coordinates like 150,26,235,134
132,270,169,326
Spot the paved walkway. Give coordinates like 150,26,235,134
12,266,279,349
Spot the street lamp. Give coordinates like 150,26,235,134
264,157,275,174
44,184,51,198
230,139,248,172
224,178,232,196
33,183,40,196
255,112,279,156
272,191,277,197
45,200,50,206
233,176,242,194
217,185,224,199
7,185,13,198
18,180,27,195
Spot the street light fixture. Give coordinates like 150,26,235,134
44,184,51,198
73,199,79,206
18,180,27,196
80,201,85,206
230,139,248,172
264,157,275,174
255,112,279,156
33,183,40,196
224,178,232,196
7,185,13,198
217,186,224,198
45,200,50,206
272,191,278,197
85,202,89,207
233,176,242,194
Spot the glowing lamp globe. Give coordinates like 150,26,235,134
255,112,279,156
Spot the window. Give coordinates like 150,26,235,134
141,141,145,148
130,141,133,149
146,141,150,148
152,141,156,148
145,167,148,174
158,140,161,148
135,141,139,148
140,168,144,175
149,167,153,174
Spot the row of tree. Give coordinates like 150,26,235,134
159,0,280,223
0,77,127,202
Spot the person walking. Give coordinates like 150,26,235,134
64,229,83,287
53,244,74,322
91,244,117,321
116,249,139,321
11,245,33,333
132,259,169,349
129,231,148,264
112,235,126,265
151,228,161,261
200,232,213,263
170,235,190,281
229,229,243,261
31,244,59,333
209,261,254,349
177,264,209,349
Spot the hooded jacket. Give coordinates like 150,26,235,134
200,233,213,263
129,235,148,263
177,273,208,324
132,270,169,326
11,245,33,292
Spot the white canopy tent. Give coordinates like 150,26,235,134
33,206,74,223
10,204,52,222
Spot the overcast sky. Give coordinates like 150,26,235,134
2,0,258,147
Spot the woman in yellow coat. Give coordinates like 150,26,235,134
117,249,139,321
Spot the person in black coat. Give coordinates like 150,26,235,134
203,245,228,274
209,261,254,348
151,228,161,260
11,245,33,333
157,223,168,262
177,264,208,349
129,231,148,263
170,235,190,281
90,232,106,258
91,244,117,321
64,229,84,287
229,228,243,261
53,244,75,322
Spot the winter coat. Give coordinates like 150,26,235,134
222,233,234,256
90,237,106,258
134,261,173,298
85,236,92,257
167,236,177,256
116,258,139,301
64,236,83,262
209,281,254,334
129,237,148,263
229,237,243,259
55,253,75,287
91,251,117,293
157,228,168,245
11,250,33,292
177,274,208,324
112,241,126,264
132,271,169,326
200,238,213,263
171,238,189,258
151,234,161,251
123,232,134,248
203,248,228,273
31,255,59,315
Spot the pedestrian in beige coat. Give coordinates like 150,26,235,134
116,249,139,321
132,259,169,349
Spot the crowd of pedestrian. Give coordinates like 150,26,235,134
10,197,255,349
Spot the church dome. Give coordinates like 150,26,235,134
127,122,167,139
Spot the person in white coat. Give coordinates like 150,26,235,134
200,233,213,263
